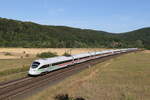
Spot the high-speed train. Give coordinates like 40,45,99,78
28,48,138,76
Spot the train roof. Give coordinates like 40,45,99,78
34,51,97,65
33,49,135,65
72,52,91,59
35,56,73,65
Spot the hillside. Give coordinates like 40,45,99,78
119,28,150,49
0,18,149,48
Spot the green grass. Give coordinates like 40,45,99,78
0,58,36,82
0,72,27,82
0,66,28,76
0,58,35,71
27,51,150,100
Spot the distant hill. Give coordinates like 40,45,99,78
119,28,150,49
0,17,149,49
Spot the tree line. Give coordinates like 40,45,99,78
0,18,150,49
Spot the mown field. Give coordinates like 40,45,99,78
27,51,150,100
0,48,104,82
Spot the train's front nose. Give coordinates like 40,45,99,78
28,61,41,76
28,68,40,76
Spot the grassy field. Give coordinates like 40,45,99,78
27,51,150,100
0,58,35,82
0,58,35,71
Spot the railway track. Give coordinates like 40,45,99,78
0,51,137,100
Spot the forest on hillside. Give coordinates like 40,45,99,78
0,18,150,49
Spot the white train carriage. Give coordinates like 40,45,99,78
28,56,73,75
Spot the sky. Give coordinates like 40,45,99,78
0,0,150,33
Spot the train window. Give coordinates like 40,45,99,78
39,64,49,69
52,60,72,66
32,62,40,68
79,56,88,59
74,58,79,60
53,62,64,66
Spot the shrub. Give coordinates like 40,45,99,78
5,52,12,56
145,46,150,50
23,51,26,54
20,56,23,59
54,94,85,100
75,98,85,100
36,52,58,58
62,52,71,56
55,94,70,100
25,54,30,57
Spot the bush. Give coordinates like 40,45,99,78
55,94,69,100
54,94,85,100
62,52,71,56
145,46,150,50
25,54,30,57
36,52,58,58
5,52,12,56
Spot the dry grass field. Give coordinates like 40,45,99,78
0,48,106,59
0,58,35,82
27,51,150,100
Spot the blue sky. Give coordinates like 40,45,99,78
0,0,150,33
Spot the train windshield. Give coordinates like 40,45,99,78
32,62,40,68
